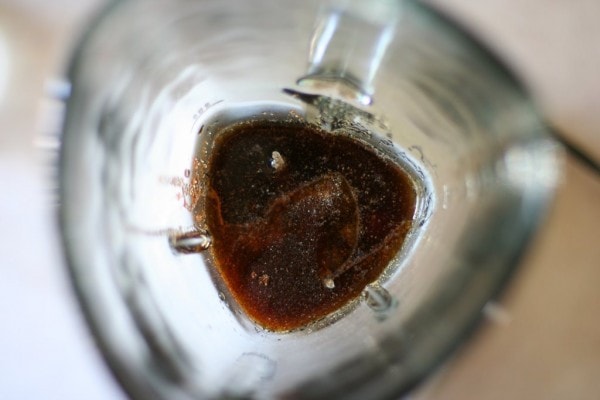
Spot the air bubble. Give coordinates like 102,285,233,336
223,353,276,397
169,230,212,254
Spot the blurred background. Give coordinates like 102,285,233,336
1,0,598,399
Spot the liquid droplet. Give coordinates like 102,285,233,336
223,352,276,397
169,230,212,254
364,285,396,318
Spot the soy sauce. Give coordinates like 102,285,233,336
201,120,416,331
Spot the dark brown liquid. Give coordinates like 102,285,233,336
202,120,416,331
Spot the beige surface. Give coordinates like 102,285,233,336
428,0,600,164
0,2,124,399
414,2,600,398
0,1,599,399
414,155,600,399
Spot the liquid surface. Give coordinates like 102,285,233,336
201,120,416,331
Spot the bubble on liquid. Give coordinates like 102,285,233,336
169,230,212,254
363,285,397,320
269,150,285,171
323,278,335,289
